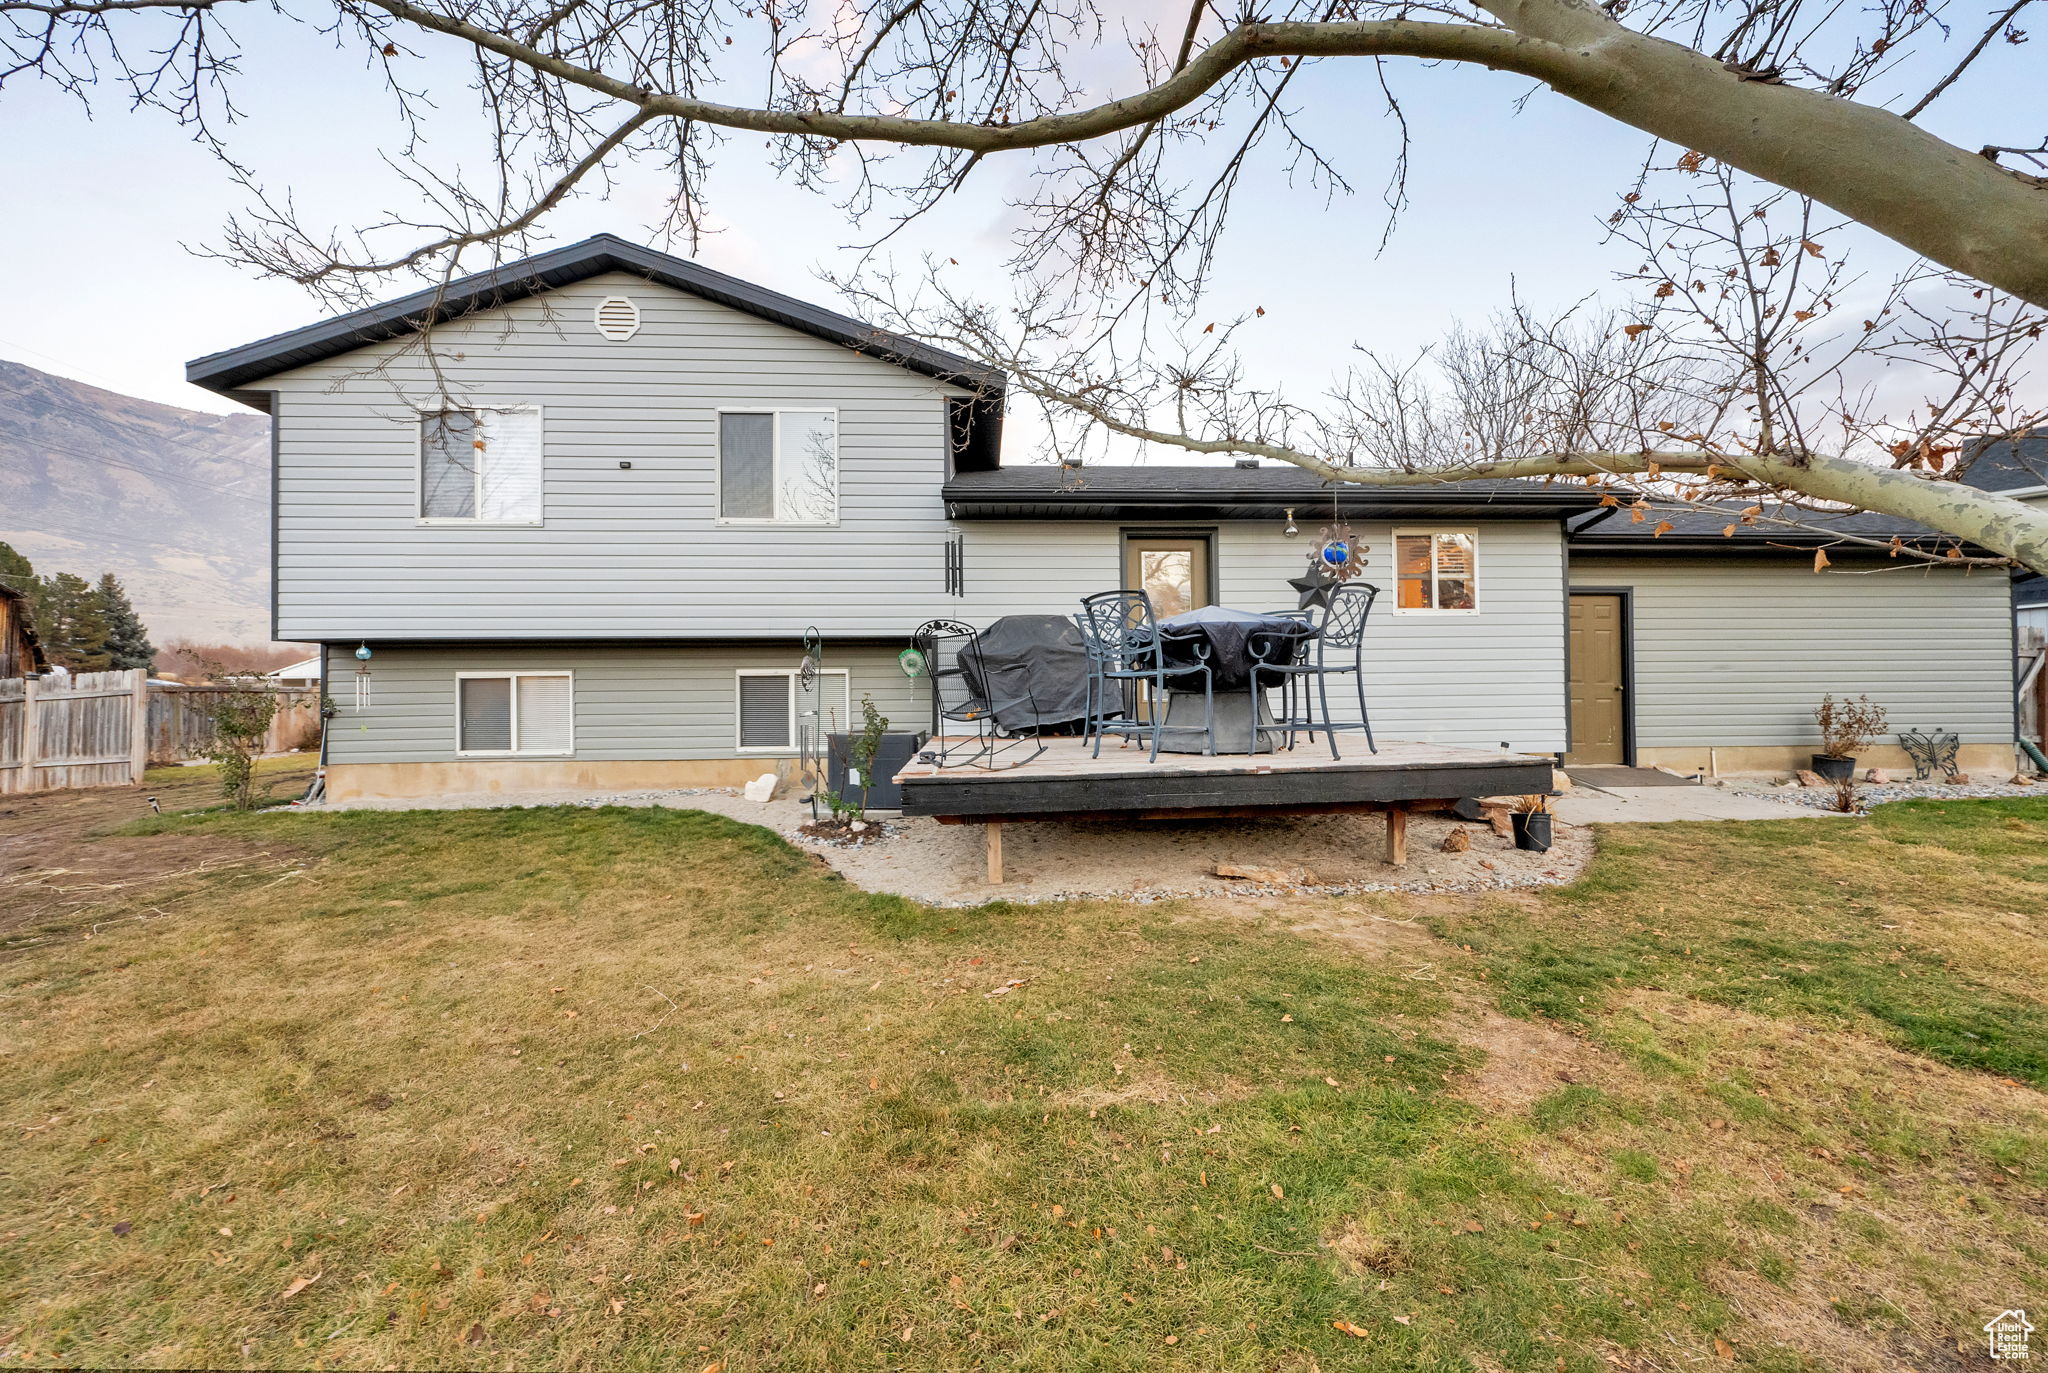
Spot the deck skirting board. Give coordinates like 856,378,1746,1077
899,751,1554,819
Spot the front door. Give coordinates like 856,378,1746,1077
1123,536,1212,617
1567,593,1628,764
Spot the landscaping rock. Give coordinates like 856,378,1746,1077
1864,768,1890,784
1215,863,1294,884
742,772,779,803
1795,770,1826,788
1441,827,1471,853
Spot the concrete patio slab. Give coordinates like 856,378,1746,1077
1553,784,1841,824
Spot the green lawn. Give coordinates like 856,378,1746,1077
1,796,2043,1370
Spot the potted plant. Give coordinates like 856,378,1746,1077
1812,694,1888,783
1510,794,1553,852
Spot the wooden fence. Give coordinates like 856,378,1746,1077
0,670,319,796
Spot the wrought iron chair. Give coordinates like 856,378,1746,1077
1242,608,1317,754
916,626,1047,770
909,618,976,739
1075,590,1216,762
1249,583,1380,759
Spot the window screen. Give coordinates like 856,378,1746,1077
720,413,775,520
422,411,481,519
459,676,513,751
737,673,793,749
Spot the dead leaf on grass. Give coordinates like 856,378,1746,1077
279,1272,321,1301
1332,1320,1369,1337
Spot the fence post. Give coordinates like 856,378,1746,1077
19,673,37,794
129,668,151,784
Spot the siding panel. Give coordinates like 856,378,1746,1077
327,644,929,765
1572,555,2013,746
268,273,974,640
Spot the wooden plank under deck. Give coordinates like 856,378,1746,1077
897,737,1557,821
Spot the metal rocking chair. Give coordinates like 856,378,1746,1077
916,626,1048,770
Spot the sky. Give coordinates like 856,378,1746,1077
0,1,2037,446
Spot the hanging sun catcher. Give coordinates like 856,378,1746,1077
1308,477,1369,583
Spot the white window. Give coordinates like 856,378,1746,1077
420,406,543,524
718,409,838,524
1393,530,1479,613
735,668,851,753
456,672,574,755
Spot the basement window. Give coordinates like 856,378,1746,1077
1393,530,1479,613
456,672,574,755
735,668,850,753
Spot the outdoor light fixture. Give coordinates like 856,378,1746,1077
1283,507,1299,538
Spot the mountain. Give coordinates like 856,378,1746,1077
0,359,274,643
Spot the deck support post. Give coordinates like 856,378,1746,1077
985,821,1003,885
1385,806,1407,866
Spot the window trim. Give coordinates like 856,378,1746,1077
713,406,842,528
415,404,546,528
1390,528,1481,616
453,670,575,756
733,667,851,754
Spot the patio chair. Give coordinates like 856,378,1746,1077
1248,582,1380,759
910,617,976,738
916,626,1048,770
1075,590,1216,763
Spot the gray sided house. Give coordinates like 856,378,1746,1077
187,236,2019,800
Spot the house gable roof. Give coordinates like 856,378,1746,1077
186,234,1007,413
1961,429,2048,494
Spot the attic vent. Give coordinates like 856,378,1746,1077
592,296,641,341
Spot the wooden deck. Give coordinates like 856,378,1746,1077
897,737,1556,879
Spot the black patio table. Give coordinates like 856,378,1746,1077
1152,605,1319,691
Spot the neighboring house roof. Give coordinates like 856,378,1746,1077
266,655,323,683
185,233,1008,417
942,464,1605,520
1961,429,2048,494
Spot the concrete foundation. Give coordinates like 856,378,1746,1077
323,757,796,802
1635,743,2014,778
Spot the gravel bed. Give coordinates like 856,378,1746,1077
317,784,1592,905
1722,774,2044,813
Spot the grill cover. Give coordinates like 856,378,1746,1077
960,614,1093,730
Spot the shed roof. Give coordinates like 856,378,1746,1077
186,234,1007,413
1567,499,1968,553
941,463,1604,520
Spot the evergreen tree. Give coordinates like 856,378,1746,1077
37,572,112,671
92,572,155,672
0,541,32,597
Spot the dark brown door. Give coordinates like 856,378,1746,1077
1567,593,1627,764
1123,537,1212,617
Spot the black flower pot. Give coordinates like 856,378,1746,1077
1511,811,1553,852
1811,754,1855,783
